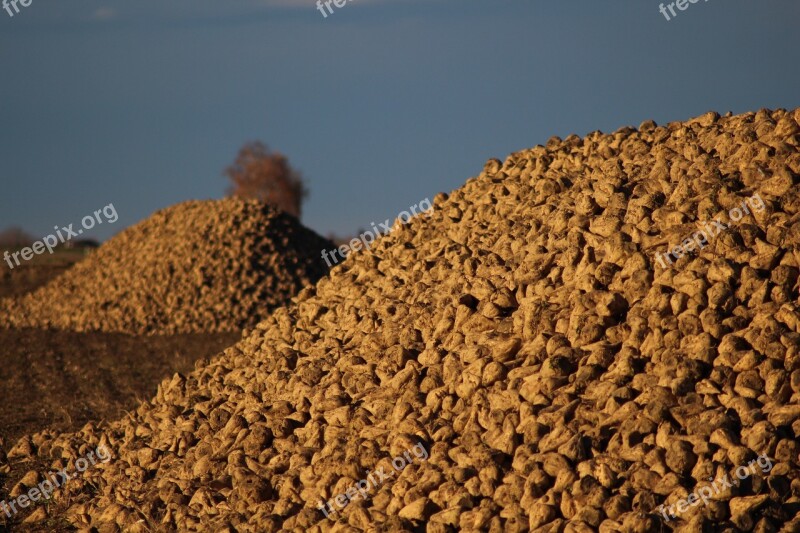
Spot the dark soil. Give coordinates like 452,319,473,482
0,329,239,451
0,259,240,531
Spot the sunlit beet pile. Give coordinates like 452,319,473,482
6,108,800,531
0,198,333,335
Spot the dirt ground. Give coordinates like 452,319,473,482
0,257,240,531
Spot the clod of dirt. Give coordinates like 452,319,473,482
10,108,800,531
0,198,333,335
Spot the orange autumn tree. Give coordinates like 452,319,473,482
224,142,308,219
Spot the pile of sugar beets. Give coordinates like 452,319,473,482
0,197,333,335
4,108,800,531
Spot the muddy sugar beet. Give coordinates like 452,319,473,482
318,443,428,519
8,107,800,531
1,445,111,519
654,192,765,268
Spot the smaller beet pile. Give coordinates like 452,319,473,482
0,198,332,335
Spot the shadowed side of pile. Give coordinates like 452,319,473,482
10,109,800,531
0,198,334,335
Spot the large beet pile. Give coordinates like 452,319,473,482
0,198,333,335
7,108,800,531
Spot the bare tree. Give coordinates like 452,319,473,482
224,142,308,219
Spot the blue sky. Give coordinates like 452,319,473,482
1,0,799,241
